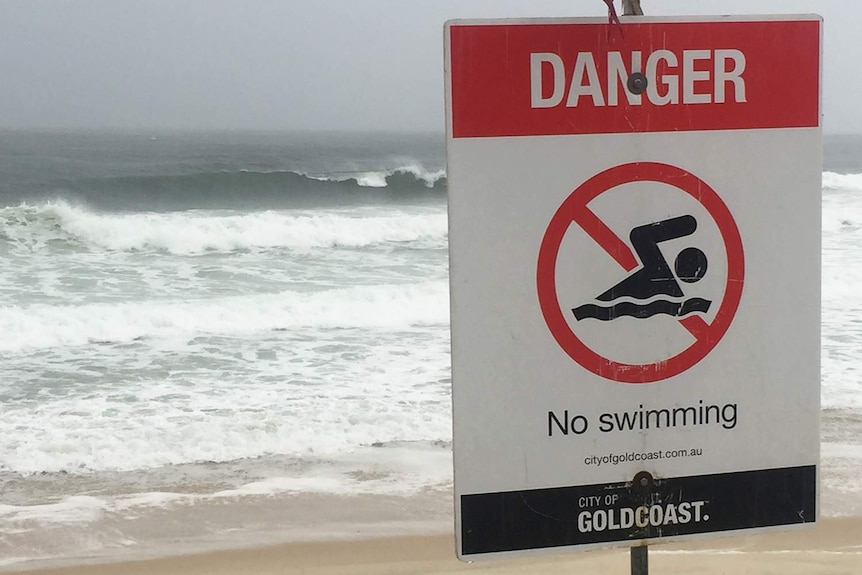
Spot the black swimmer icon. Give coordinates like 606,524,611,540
573,215,712,321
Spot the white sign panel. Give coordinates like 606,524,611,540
446,15,821,558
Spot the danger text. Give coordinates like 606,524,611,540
531,49,746,108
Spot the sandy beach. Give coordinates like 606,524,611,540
5,517,859,575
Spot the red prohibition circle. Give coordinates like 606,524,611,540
536,162,745,384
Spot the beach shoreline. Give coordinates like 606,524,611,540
0,488,453,573
2,456,860,572
5,517,861,575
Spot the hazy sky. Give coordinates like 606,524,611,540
0,1,857,133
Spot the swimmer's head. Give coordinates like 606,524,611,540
675,247,708,283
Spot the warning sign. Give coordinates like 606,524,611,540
446,15,821,559
537,162,745,383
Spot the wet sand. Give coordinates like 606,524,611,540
10,517,862,575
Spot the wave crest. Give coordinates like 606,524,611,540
305,163,446,189
823,171,862,191
0,201,448,255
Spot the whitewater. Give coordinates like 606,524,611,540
0,131,860,568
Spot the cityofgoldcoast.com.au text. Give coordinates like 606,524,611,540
584,448,702,467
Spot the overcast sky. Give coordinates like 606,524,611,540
0,1,856,133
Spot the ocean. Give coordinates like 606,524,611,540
0,130,859,568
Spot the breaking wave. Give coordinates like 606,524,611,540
823,171,862,192
0,201,448,255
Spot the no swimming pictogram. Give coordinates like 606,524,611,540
536,162,745,384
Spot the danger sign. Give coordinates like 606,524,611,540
446,15,821,560
537,162,745,383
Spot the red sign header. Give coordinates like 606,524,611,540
447,18,821,138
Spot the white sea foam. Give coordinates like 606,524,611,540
823,171,862,191
355,172,389,187
210,446,452,498
18,201,447,254
0,496,106,524
0,372,453,474
393,163,448,187
821,184,862,410
822,443,862,460
1,361,453,475
822,191,862,234
0,275,452,474
0,280,449,353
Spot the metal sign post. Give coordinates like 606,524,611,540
623,0,644,16
625,5,646,573
631,545,648,575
